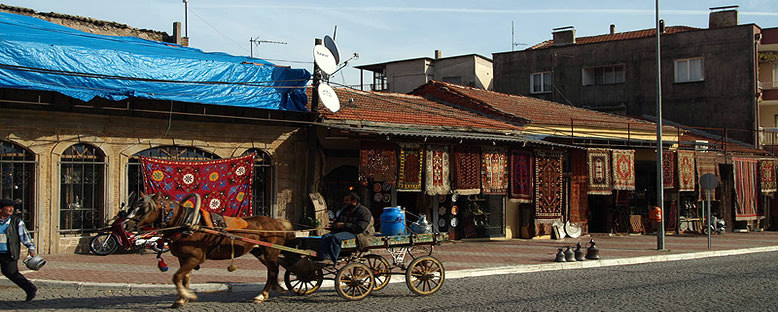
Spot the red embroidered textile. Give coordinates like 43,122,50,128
587,149,611,195
141,154,254,217
570,150,588,223
425,145,450,195
696,152,719,200
733,158,758,221
453,145,481,195
759,159,777,194
359,141,397,184
612,150,635,191
535,150,563,219
481,147,508,195
677,151,696,192
398,144,423,191
509,150,534,202
662,151,675,189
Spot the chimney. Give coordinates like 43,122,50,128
709,6,739,28
172,22,189,46
434,50,442,59
609,24,616,35
552,26,576,46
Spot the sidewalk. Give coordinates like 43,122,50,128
4,231,778,291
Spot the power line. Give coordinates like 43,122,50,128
189,8,249,54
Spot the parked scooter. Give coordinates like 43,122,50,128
89,195,168,256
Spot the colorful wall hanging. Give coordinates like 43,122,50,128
662,151,675,189
398,144,423,192
586,149,611,195
696,152,719,200
534,150,563,220
733,158,758,221
358,141,397,185
453,145,481,195
677,150,696,192
611,149,636,191
425,145,451,196
509,149,534,202
141,154,254,217
759,159,777,194
570,150,589,223
481,147,508,195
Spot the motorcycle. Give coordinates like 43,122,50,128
89,195,169,256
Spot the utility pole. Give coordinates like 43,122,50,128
655,0,666,250
182,0,188,38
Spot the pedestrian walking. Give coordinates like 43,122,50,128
0,198,37,301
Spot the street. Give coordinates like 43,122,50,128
2,251,777,311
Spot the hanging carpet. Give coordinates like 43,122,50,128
733,158,758,221
696,152,719,200
509,149,534,202
141,154,254,217
481,147,508,195
398,144,423,192
453,145,481,195
425,144,450,196
570,150,589,223
534,150,563,220
677,151,696,192
358,141,397,185
587,149,611,195
662,151,676,189
759,159,777,194
611,149,635,191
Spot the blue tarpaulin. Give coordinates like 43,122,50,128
0,12,311,111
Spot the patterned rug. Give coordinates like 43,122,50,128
587,149,611,195
482,147,508,195
677,151,696,192
696,152,719,200
612,149,635,191
509,150,534,202
453,145,481,195
425,144,450,196
359,141,397,185
141,154,254,217
759,159,777,194
733,158,758,221
569,150,589,222
662,151,675,189
398,144,423,192
534,150,563,220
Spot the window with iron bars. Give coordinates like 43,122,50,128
0,140,35,234
59,144,105,233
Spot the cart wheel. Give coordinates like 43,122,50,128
284,268,323,296
90,233,119,256
405,255,445,295
335,262,374,300
364,254,391,291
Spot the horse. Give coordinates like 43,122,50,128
133,192,295,308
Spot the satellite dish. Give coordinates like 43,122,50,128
323,35,340,65
317,83,340,113
313,44,337,75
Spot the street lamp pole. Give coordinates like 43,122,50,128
655,0,666,250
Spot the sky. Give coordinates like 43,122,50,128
4,0,778,88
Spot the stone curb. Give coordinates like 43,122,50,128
3,245,777,291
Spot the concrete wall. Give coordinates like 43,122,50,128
494,25,760,143
386,59,432,94
0,108,307,254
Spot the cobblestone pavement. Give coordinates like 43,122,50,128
2,251,777,312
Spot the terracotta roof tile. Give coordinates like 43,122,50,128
528,26,699,50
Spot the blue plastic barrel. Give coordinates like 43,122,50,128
380,206,406,236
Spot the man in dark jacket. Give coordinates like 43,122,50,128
317,192,374,263
0,198,37,301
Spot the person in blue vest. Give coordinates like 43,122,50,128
316,192,374,264
0,198,37,301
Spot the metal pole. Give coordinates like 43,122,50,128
183,0,188,38
311,38,322,113
707,190,712,249
655,0,666,250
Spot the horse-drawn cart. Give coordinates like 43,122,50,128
283,232,448,300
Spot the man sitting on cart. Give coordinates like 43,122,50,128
317,192,374,264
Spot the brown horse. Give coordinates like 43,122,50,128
133,193,295,308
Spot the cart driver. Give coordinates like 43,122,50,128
316,192,374,263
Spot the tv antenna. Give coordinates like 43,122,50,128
249,37,287,58
511,21,527,51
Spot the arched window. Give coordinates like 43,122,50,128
242,149,273,216
127,146,220,196
0,141,35,233
60,144,105,232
